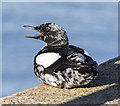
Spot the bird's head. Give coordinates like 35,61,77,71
23,23,69,46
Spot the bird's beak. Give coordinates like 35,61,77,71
23,25,44,39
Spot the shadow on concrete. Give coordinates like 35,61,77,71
63,84,119,104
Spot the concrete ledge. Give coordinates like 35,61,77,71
0,57,120,104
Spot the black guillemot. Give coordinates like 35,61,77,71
24,23,98,88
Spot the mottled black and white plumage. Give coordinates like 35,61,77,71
24,23,98,88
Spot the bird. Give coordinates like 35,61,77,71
23,23,98,88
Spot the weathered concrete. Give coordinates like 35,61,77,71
0,57,120,105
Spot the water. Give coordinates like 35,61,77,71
2,2,118,97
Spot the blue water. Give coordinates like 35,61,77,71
2,2,118,97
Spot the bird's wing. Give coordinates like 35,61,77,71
37,45,98,74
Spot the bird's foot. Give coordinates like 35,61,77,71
43,83,48,85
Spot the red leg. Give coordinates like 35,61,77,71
43,83,48,85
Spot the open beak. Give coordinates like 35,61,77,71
23,25,44,39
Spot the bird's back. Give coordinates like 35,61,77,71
34,45,98,88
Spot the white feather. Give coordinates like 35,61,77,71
36,52,61,68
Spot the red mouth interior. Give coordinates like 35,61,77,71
33,34,44,36
24,34,44,38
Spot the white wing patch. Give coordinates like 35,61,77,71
36,52,61,68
